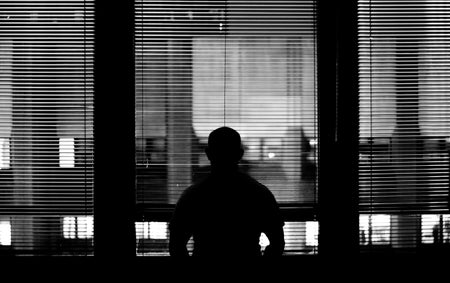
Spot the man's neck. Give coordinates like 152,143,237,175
210,163,240,175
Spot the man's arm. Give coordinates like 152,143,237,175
168,191,192,257
261,187,285,257
168,226,191,257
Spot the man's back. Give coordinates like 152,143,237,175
169,170,284,257
168,127,285,257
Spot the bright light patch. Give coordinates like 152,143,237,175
63,216,93,239
371,214,390,244
135,222,147,239
306,221,318,247
149,222,167,240
136,222,168,240
63,217,76,239
360,214,391,245
267,152,276,159
360,215,370,245
0,138,10,170
77,216,93,239
59,138,75,168
421,214,440,244
0,221,11,246
259,232,270,249
444,215,450,243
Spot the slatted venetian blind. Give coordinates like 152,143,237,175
0,0,94,255
135,0,318,255
358,0,450,250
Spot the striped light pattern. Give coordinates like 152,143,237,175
0,0,94,255
135,0,318,255
358,0,450,250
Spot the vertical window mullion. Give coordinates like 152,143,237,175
317,0,360,256
93,0,136,259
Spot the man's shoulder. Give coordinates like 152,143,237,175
239,171,266,186
180,176,209,198
238,172,274,196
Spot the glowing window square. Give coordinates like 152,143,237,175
444,215,450,243
149,222,167,240
0,138,10,170
306,221,319,247
135,222,147,240
77,216,93,239
371,215,390,245
0,220,11,246
59,138,75,168
422,214,441,244
360,215,370,245
63,217,76,239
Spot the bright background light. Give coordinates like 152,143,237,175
306,221,318,246
78,216,94,239
63,217,76,239
59,138,75,168
0,220,12,246
0,138,10,170
360,214,391,245
63,216,93,239
136,222,168,240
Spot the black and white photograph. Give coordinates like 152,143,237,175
0,0,448,279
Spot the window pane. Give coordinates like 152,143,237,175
135,221,317,256
135,0,317,256
0,0,94,255
358,0,450,252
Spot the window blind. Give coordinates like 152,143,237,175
135,0,318,255
0,0,94,255
358,0,450,250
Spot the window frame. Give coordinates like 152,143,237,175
91,0,362,259
4,0,447,262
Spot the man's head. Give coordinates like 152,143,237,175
205,127,244,166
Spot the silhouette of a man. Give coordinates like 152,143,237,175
169,127,285,257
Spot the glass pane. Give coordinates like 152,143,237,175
135,221,317,256
358,0,450,252
135,0,317,257
0,0,94,255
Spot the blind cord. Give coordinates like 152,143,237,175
223,0,228,126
